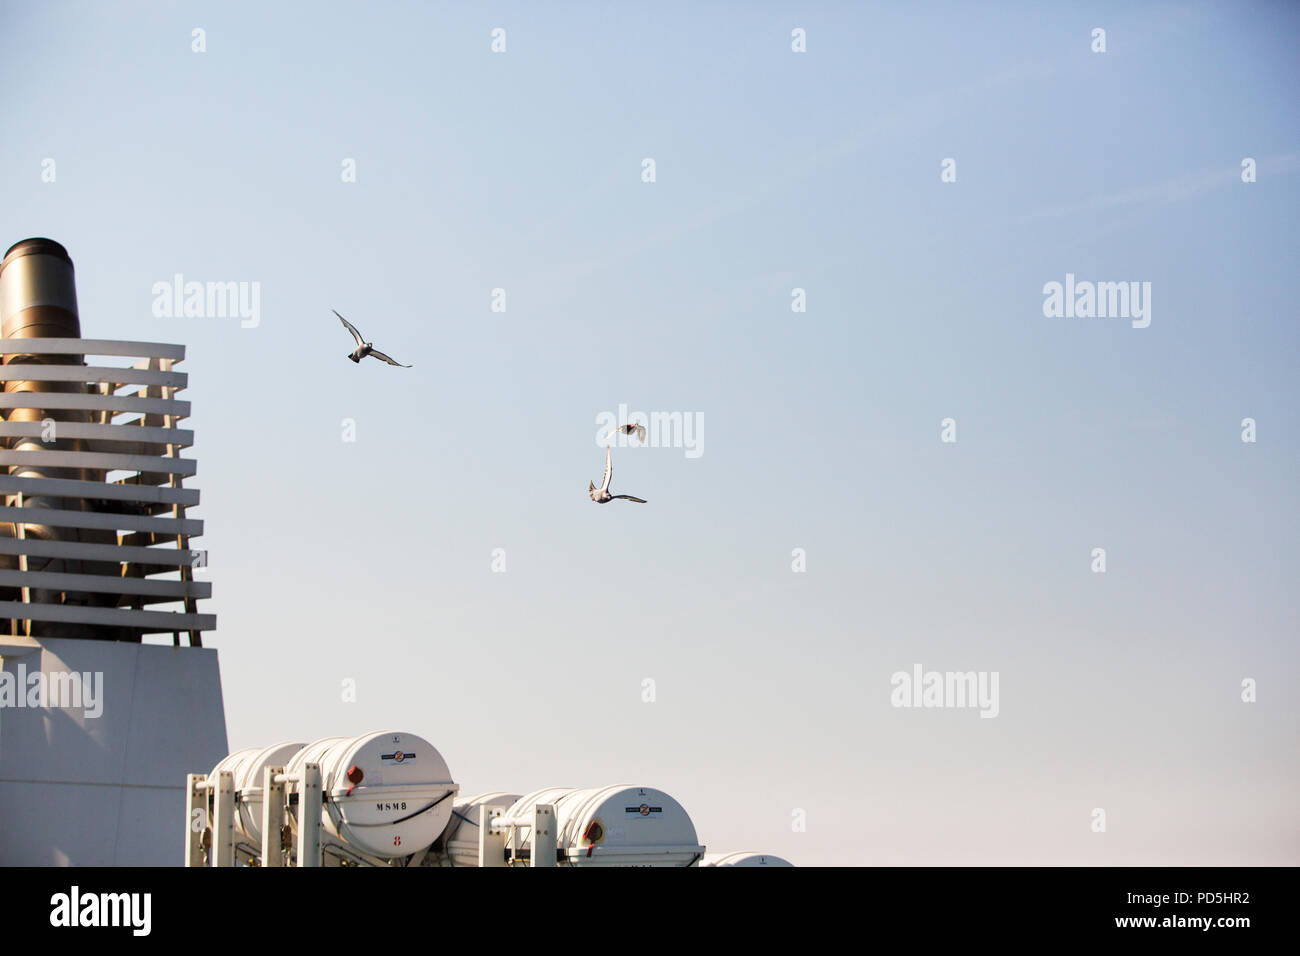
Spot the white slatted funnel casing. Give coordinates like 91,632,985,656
0,238,211,642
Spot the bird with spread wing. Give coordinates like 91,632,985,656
333,310,412,367
589,445,647,504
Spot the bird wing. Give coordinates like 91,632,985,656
611,495,647,503
635,423,647,442
367,349,411,367
619,423,647,443
600,445,613,492
334,310,366,347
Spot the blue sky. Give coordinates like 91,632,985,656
2,1,1296,864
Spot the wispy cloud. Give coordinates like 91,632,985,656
1018,152,1300,224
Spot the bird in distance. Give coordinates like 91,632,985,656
589,446,647,504
333,310,412,366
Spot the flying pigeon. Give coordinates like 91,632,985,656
334,310,412,366
589,445,647,504
617,423,647,443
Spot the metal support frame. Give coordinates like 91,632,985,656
478,804,507,867
184,769,236,866
487,803,558,867
184,773,206,867
211,769,235,867
154,355,200,647
531,804,556,868
14,490,28,637
261,764,286,867
291,763,322,867
185,763,322,867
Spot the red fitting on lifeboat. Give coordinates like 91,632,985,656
345,764,364,795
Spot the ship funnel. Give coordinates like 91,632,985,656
0,238,82,339
0,238,213,643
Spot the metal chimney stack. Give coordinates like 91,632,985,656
0,238,213,643
0,239,116,630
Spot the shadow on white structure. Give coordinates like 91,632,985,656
0,635,226,864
